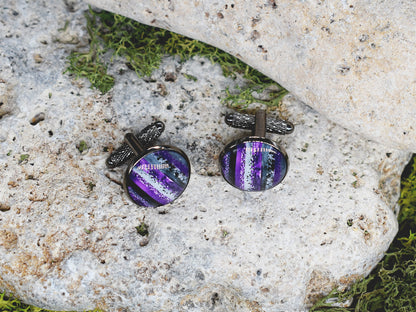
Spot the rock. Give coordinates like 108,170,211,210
0,1,412,311
33,54,44,64
86,0,416,152
0,79,16,118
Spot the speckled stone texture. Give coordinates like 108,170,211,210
0,1,412,311
86,0,416,152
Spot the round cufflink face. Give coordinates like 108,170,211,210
124,147,191,207
220,137,288,192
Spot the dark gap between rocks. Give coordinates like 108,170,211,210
401,153,415,180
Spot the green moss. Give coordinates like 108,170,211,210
0,292,103,312
18,154,29,164
310,154,416,312
65,52,114,94
88,182,96,191
64,8,287,109
64,8,114,94
0,292,56,312
223,84,287,110
77,140,88,153
398,155,416,228
136,222,149,237
0,293,19,310
183,73,198,82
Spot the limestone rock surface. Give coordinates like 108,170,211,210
86,0,416,152
0,1,412,311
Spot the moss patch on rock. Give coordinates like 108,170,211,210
64,7,287,109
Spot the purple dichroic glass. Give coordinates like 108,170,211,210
273,151,285,186
126,149,190,207
234,144,246,190
129,169,172,205
251,141,264,191
221,152,231,179
127,186,154,207
220,140,287,191
133,157,184,194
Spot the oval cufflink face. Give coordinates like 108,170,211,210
124,147,191,207
220,138,288,192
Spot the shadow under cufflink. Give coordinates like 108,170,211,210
107,121,191,207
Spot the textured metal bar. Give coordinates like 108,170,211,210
254,110,266,137
266,116,294,134
225,112,294,135
124,133,145,156
106,121,165,168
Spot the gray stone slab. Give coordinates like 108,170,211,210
0,1,411,311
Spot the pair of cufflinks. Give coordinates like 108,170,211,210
106,110,294,207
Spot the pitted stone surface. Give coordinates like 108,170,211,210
86,0,416,152
0,1,412,311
